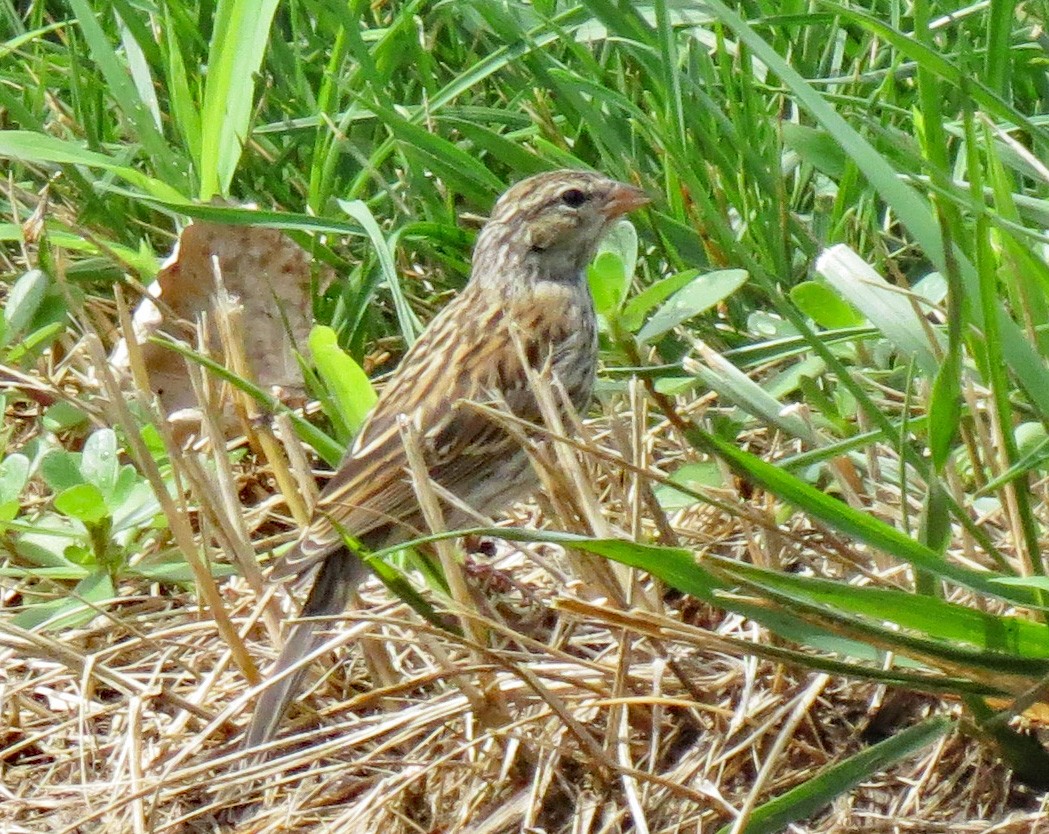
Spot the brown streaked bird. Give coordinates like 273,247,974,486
243,170,648,749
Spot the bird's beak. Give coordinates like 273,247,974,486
604,183,650,219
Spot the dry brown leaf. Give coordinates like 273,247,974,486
110,218,315,431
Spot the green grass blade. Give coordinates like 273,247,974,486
717,716,954,834
66,0,186,189
337,198,422,345
0,130,187,202
198,0,281,199
699,430,1037,606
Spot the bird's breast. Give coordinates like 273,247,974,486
509,280,598,411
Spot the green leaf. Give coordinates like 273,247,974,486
308,325,378,438
552,536,721,600
10,570,115,631
0,453,30,504
928,355,962,470
42,401,90,433
337,198,421,346
966,696,1049,790
3,269,48,345
80,429,119,499
689,350,814,439
591,220,641,322
39,450,85,492
781,122,847,178
1014,423,1048,459
718,717,954,834
790,281,865,329
815,245,940,377
0,500,19,524
133,558,237,583
0,130,187,202
697,431,1037,606
653,462,724,510
198,0,281,198
64,543,96,566
991,576,1049,592
588,250,627,317
8,515,85,570
6,321,65,365
637,268,748,343
108,464,141,515
718,558,1049,661
54,483,109,525
621,269,700,333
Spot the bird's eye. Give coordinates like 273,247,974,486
560,188,588,208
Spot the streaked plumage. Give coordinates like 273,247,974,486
244,170,648,750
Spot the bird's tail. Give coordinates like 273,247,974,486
242,549,367,752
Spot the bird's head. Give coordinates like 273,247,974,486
474,170,649,286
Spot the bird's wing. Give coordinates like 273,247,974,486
270,291,537,581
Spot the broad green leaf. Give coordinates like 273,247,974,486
42,401,90,433
308,325,377,439
39,450,85,492
10,570,115,631
0,500,18,524
111,479,163,533
64,543,96,566
8,514,84,570
588,251,627,317
0,453,29,504
108,465,142,515
621,269,700,333
790,281,865,329
1015,423,1048,458
3,269,48,343
913,272,948,305
80,429,119,499
653,462,724,510
746,310,799,341
592,218,639,315
54,483,109,525
637,268,748,343
815,245,940,377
